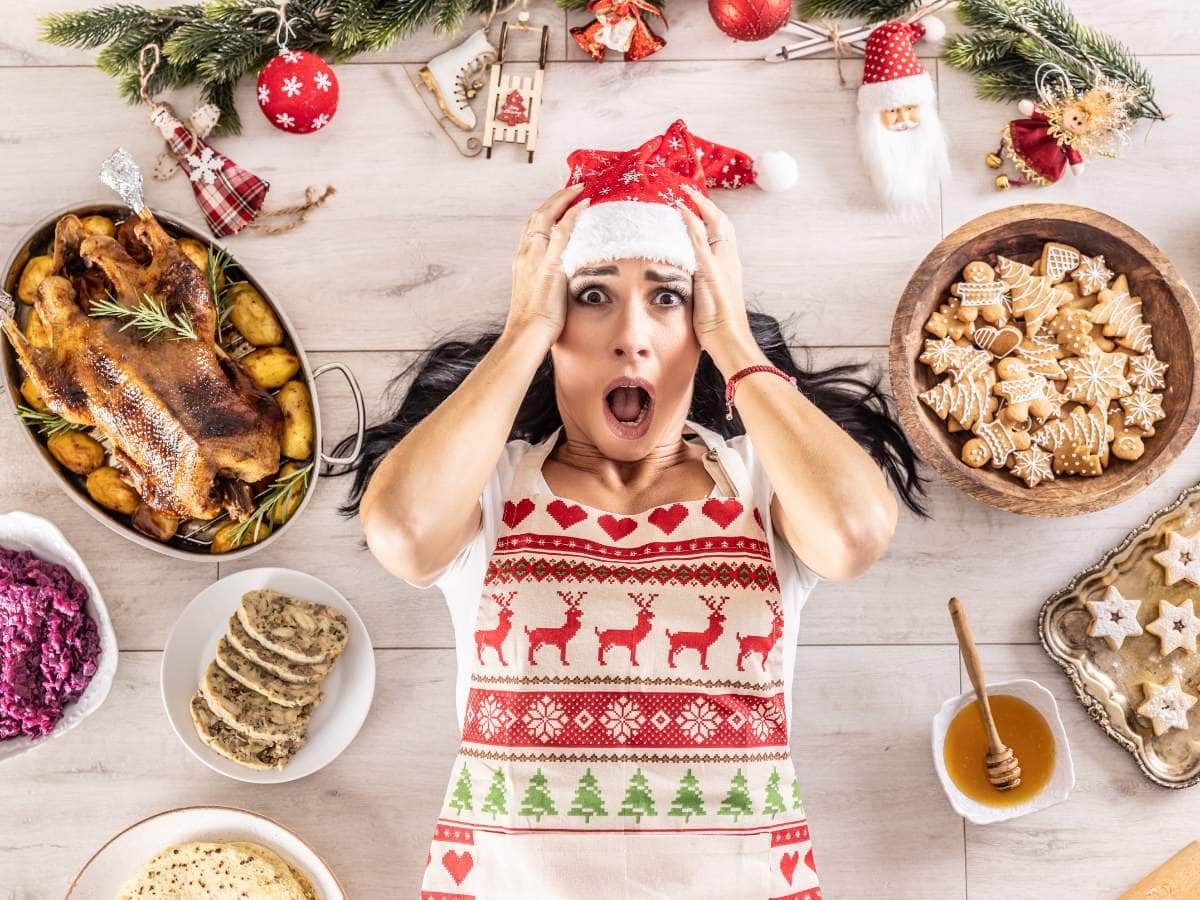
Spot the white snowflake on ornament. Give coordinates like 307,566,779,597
282,75,304,97
311,113,330,131
281,49,303,63
667,135,682,150
275,112,296,129
676,698,721,743
257,84,270,104
314,71,332,91
184,146,223,186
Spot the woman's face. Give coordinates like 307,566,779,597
552,258,699,458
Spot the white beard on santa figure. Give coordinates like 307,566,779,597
857,92,949,220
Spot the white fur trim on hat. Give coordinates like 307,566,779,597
857,71,936,112
561,200,697,277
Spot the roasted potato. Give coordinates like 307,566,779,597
132,502,180,542
20,377,48,412
17,255,53,304
277,380,315,460
211,519,272,554
47,431,105,476
242,347,300,390
86,466,140,515
270,462,306,526
177,237,224,291
24,307,51,349
79,215,116,238
227,283,283,346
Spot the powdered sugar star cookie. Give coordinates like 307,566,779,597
1137,675,1197,736
1084,585,1144,650
1153,531,1200,587
1145,598,1200,657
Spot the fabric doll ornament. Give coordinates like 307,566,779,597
571,0,667,62
856,19,950,219
987,65,1137,190
557,118,798,276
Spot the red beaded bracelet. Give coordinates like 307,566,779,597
724,365,798,420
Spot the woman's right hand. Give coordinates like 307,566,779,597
505,183,589,346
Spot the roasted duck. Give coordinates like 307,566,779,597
2,211,282,521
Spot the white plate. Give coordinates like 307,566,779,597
0,511,118,764
66,804,346,897
162,567,374,783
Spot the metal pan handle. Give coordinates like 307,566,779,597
313,362,366,468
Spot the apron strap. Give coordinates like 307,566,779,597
507,420,753,500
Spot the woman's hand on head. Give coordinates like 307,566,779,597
677,185,756,361
505,183,589,348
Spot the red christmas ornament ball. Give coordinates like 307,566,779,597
256,49,339,134
708,0,790,42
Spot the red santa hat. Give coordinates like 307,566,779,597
559,119,797,277
857,20,942,113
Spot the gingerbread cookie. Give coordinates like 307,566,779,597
1084,585,1144,650
1127,351,1168,391
1071,254,1113,296
1040,242,1082,284
951,261,1009,325
996,256,1070,336
993,357,1053,425
1061,352,1130,407
962,419,1031,469
1137,675,1197,736
1145,598,1200,657
1009,445,1055,487
919,336,962,375
1120,388,1165,433
1153,531,1200,587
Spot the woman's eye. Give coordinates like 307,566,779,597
576,288,606,304
654,290,685,307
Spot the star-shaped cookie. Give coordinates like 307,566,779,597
1127,351,1168,391
1153,531,1200,587
1009,445,1055,488
1137,675,1198,736
1084,585,1144,650
1071,254,1113,296
1145,598,1200,656
1061,351,1131,406
919,336,962,375
1120,388,1165,432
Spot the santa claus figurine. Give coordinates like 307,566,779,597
856,18,949,219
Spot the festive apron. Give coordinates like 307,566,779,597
421,423,821,900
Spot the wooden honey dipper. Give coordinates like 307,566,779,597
948,596,1022,792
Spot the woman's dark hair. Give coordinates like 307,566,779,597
334,311,927,516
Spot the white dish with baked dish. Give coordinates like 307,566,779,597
931,678,1075,824
0,510,117,764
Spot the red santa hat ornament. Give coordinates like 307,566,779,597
559,119,797,277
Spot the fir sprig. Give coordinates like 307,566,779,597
206,244,235,331
16,405,86,438
90,293,198,342
229,462,312,545
796,0,921,22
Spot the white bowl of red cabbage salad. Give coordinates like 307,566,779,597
0,511,116,762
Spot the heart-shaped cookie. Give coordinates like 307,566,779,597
973,325,1022,358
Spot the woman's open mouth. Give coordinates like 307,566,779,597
603,377,655,439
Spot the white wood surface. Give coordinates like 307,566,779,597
1,2,1199,897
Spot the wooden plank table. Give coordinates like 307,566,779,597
1,2,1198,896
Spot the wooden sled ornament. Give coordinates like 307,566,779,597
482,21,549,163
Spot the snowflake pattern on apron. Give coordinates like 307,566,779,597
421,423,821,900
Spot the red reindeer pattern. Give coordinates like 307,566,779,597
595,593,657,666
474,592,517,666
525,591,586,666
736,598,784,672
665,595,727,671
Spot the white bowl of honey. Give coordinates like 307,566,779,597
932,678,1075,824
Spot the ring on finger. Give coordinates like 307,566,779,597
707,234,728,245
526,230,552,241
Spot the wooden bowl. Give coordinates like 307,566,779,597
890,204,1200,517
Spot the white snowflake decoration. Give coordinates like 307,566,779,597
522,695,567,743
746,702,785,741
474,695,506,739
257,84,270,104
184,146,223,186
311,113,331,131
275,112,296,128
676,698,721,743
619,168,641,186
571,164,584,184
281,50,303,64
657,187,678,205
600,697,645,744
313,70,332,91
281,76,304,98
667,135,682,150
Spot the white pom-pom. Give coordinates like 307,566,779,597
753,150,799,192
1018,99,1036,117
920,15,946,45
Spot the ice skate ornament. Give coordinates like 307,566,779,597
571,1,667,62
987,64,1138,190
137,45,334,237
418,28,498,133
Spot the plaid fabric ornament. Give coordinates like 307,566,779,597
150,104,269,238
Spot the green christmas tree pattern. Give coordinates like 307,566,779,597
618,768,657,824
668,768,706,823
717,768,754,822
482,768,508,820
568,768,608,823
519,769,558,822
449,763,473,813
791,776,805,813
763,768,786,818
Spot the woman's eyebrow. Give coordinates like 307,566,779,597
644,268,688,284
572,265,619,278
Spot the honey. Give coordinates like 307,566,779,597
943,694,1055,807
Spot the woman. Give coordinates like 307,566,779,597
344,122,923,899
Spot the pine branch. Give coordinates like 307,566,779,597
16,406,86,438
229,462,312,544
796,0,921,22
90,293,198,341
942,29,1021,70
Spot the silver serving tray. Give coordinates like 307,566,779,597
0,203,364,562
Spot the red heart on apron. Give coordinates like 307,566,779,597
752,507,765,532
702,497,743,528
598,514,637,540
647,503,688,534
443,849,474,885
502,498,535,529
780,850,799,885
805,846,817,873
547,499,587,529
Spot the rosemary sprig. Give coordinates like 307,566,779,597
229,462,313,545
16,405,85,437
206,244,235,330
90,292,197,342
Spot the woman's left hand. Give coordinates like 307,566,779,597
677,184,755,360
